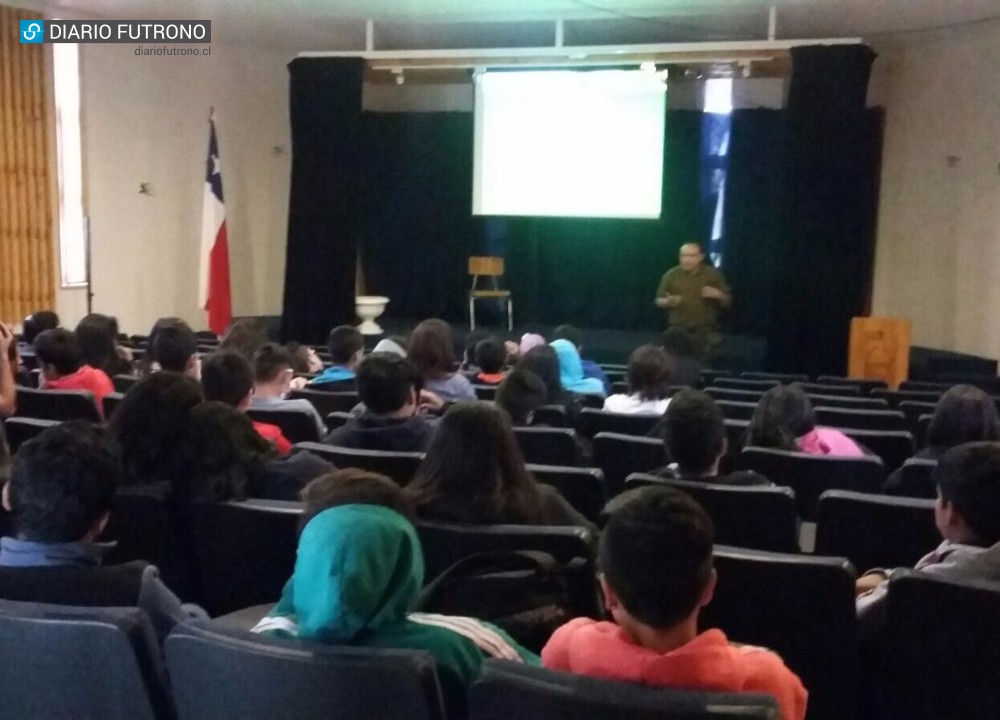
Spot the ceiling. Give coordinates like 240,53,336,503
11,0,1000,50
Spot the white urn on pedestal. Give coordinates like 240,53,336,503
355,296,389,335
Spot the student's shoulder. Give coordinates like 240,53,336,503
731,642,807,701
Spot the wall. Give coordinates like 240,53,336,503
870,21,1000,359
56,40,293,335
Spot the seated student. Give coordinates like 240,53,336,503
218,318,267,363
495,369,548,427
76,313,132,378
18,310,59,357
286,341,325,375
201,351,293,454
253,469,538,717
324,353,438,453
661,327,703,389
542,486,807,720
146,317,200,378
883,384,1000,495
250,344,327,439
746,384,865,458
653,390,770,486
474,337,508,385
553,325,610,394
459,329,490,375
408,319,476,401
516,345,584,423
551,339,606,398
604,345,672,415
0,422,206,639
856,442,1000,640
308,325,364,388
405,402,594,531
34,328,114,418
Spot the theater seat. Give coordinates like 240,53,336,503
166,621,445,720
13,387,101,423
247,407,322,443
816,376,887,394
592,432,666,498
0,600,171,719
528,464,607,523
468,659,780,720
714,400,757,421
3,417,59,454
103,392,125,421
813,407,906,432
533,405,568,428
288,388,359,415
838,429,914,473
297,442,425,486
884,457,937,498
514,426,580,467
112,374,139,393
741,371,809,383
577,409,660,439
797,382,861,397
713,378,779,391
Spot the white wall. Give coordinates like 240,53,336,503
56,41,293,335
870,22,1000,358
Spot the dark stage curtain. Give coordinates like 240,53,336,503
280,58,364,344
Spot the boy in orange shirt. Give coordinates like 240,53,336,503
35,329,114,419
542,486,807,720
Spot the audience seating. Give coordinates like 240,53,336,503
797,382,861,397
514,426,580,467
468,659,781,720
166,621,445,720
887,458,937,498
188,500,301,616
627,474,799,553
3,417,59,454
533,405,568,428
741,371,808,383
703,387,764,403
838,429,914,473
288,388,359,416
804,394,888,410
103,391,124,420
473,384,497,401
814,491,938,572
722,419,749,471
915,414,932,448
816,376,887,394
701,547,858,720
813,407,907,432
527,464,607,523
592,432,665,497
871,389,942,407
13,387,102,423
897,400,937,431
714,400,757,421
898,380,954,393
297,442,424,486
112,374,139,393
576,408,659,439
713,377,779,391
324,411,353,432
611,380,628,394
736,447,885,520
882,572,1000,720
247,407,322,443
0,600,171,719
580,394,605,410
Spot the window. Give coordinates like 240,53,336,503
702,78,733,267
53,41,86,287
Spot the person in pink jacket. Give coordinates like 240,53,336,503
746,384,865,457
542,486,807,720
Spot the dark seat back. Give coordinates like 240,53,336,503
626,474,799,553
527,464,607,522
112,374,140,393
741,372,808,383
580,394,605,409
288,388,359,415
2,417,59,454
103,391,124,421
736,447,885,520
713,400,757,421
0,599,170,719
838,429,914,473
899,380,953,393
13,386,101,422
468,659,780,720
297,442,424,485
533,405,568,427
699,369,732,386
713,377,779,391
816,376,887,394
897,401,937,431
882,573,1000,720
703,387,765,404
247,408,322,443
813,407,907,432
888,458,937,498
701,547,858,720
576,409,659,439
805,394,888,410
592,432,665,498
515,427,580,467
797,382,861,397
871,389,942,407
472,384,497,400
814,491,938,572
324,411,353,431
166,621,445,720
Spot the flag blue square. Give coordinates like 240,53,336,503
20,19,44,43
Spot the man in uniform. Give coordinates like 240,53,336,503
655,243,731,358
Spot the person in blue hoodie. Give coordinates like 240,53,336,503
308,325,364,389
553,325,610,394
551,339,606,398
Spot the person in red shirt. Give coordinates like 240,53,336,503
34,329,114,419
542,486,807,720
474,336,507,385
200,350,292,454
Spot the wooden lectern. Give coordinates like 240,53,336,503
848,317,911,390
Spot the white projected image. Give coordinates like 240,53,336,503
473,69,666,219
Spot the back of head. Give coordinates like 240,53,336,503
927,385,1000,450
253,343,293,384
627,345,672,401
474,337,507,374
407,401,540,524
553,324,583,350
516,345,562,403
495,369,548,426
298,469,413,533
463,329,490,365
327,325,364,365
75,313,118,375
284,342,311,374
747,384,816,451
201,351,254,407
9,422,121,542
600,486,715,629
356,353,418,415
33,328,82,376
219,318,267,362
184,401,273,502
661,327,697,359
934,442,1000,547
664,389,725,475
408,319,455,380
109,372,203,482
22,311,59,345
150,318,196,373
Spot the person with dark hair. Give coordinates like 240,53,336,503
218,318,267,362
296,469,415,533
746,384,864,457
884,385,1000,494
542,486,806,720
251,344,326,439
147,318,199,378
308,325,364,388
495,369,548,426
660,327,703,388
285,342,325,375
655,389,769,486
201,351,293,454
0,423,206,639
553,324,609,393
75,313,132,377
857,442,1000,640
34,328,114,417
460,329,490,374
474,337,507,385
406,402,593,530
20,310,59,348
604,345,672,415
655,243,731,358
516,345,584,422
324,353,438,453
407,319,475,401
551,339,606,398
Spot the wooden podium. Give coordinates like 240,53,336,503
848,317,911,390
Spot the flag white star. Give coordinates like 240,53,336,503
211,155,221,175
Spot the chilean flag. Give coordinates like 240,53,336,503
198,112,232,335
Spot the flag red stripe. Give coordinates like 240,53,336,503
206,221,231,335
